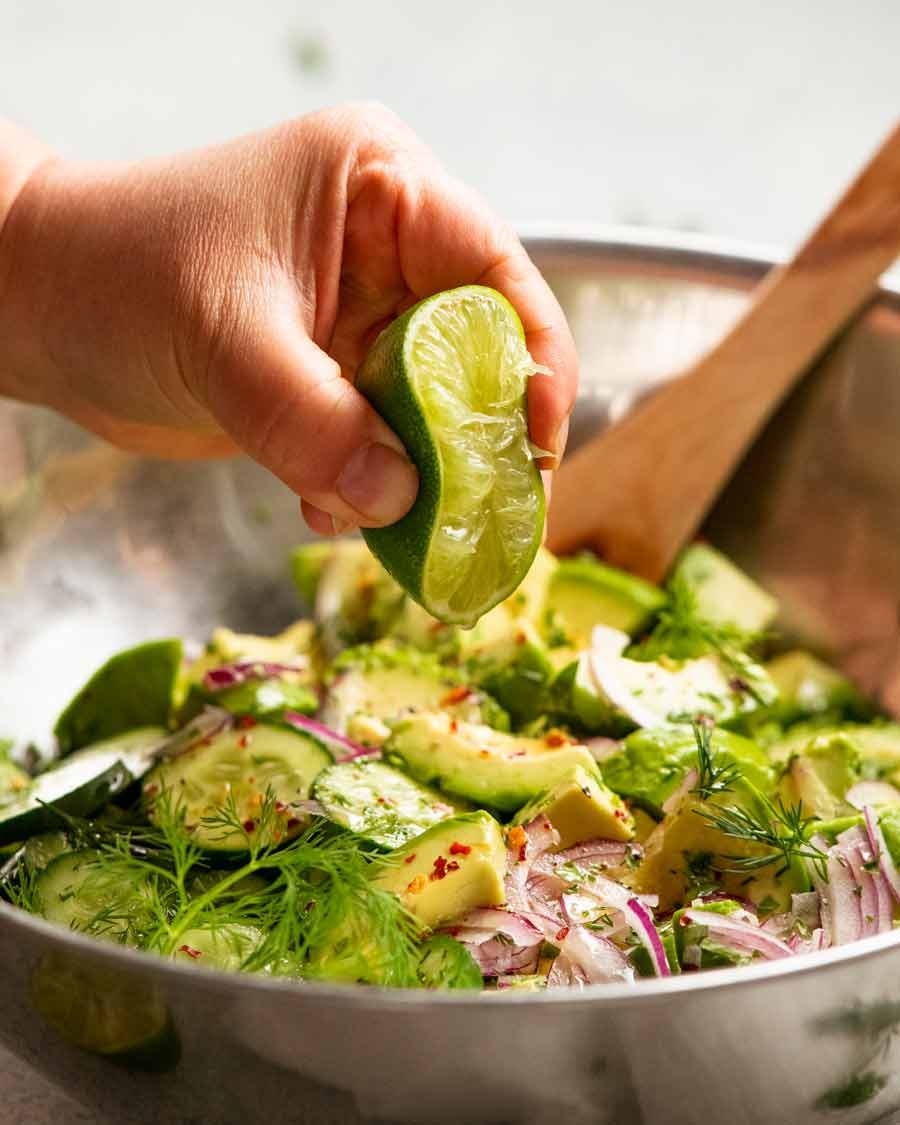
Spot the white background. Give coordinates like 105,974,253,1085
3,0,899,249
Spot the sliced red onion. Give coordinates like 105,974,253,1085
623,896,670,976
548,840,632,868
452,908,543,948
863,805,900,904
548,926,633,987
839,826,879,937
846,780,900,810
681,909,794,960
202,659,308,693
824,846,862,946
282,711,377,762
162,707,233,758
467,939,540,977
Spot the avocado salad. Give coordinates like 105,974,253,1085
3,539,900,990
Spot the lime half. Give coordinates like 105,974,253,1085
358,286,546,628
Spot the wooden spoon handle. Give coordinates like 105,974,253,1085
548,122,900,581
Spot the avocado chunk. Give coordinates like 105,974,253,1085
290,542,334,606
313,759,469,849
576,626,777,738
669,544,778,633
602,725,774,820
470,620,555,725
544,555,665,645
631,786,807,914
321,642,508,747
764,651,872,726
54,639,182,754
780,732,861,820
386,712,600,813
511,764,634,845
373,811,506,928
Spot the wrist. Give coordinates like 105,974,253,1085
0,120,63,404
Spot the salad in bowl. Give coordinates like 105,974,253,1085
2,538,898,991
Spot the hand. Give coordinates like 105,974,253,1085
0,104,577,535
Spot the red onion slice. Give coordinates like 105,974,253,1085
452,908,544,948
824,848,863,946
623,896,670,976
282,711,377,762
681,909,794,960
863,805,900,904
548,926,633,986
846,780,900,810
202,659,308,692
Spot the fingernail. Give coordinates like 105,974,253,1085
553,417,570,463
336,443,419,525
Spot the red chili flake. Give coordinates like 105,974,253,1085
275,801,288,813
555,927,570,942
449,842,471,856
449,718,459,734
544,729,570,748
144,783,160,797
614,808,627,820
178,945,202,960
507,826,527,852
440,685,471,706
478,749,491,760
238,715,257,729
515,631,527,646
286,817,300,829
376,797,387,805
446,860,460,873
430,855,449,881
404,853,417,864
238,735,250,749
679,915,690,927
242,819,256,833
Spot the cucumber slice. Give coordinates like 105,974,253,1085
144,723,330,851
0,728,165,846
54,640,182,754
171,924,265,971
35,849,156,943
181,676,319,723
416,934,482,989
314,760,467,849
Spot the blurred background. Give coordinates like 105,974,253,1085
3,0,900,249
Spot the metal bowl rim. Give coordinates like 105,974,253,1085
7,224,900,1009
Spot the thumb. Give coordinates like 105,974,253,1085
204,316,419,529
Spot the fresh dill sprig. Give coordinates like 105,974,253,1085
696,793,828,877
690,718,740,801
38,788,422,986
634,576,763,664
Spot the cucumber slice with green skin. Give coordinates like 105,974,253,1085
416,935,482,989
144,722,330,852
314,760,468,849
54,640,183,754
171,924,265,970
0,728,166,847
36,849,157,942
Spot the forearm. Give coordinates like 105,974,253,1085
0,119,59,402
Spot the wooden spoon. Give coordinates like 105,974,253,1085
547,123,900,581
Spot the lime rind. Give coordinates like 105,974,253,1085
405,288,545,626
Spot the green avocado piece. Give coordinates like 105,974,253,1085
290,542,334,606
373,811,507,928
601,726,774,819
544,555,666,645
878,807,900,867
313,759,469,849
416,935,482,989
763,651,873,726
387,711,600,813
511,764,635,844
780,733,861,820
670,544,778,633
54,640,182,755
474,621,555,725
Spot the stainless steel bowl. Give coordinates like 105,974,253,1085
3,231,900,1125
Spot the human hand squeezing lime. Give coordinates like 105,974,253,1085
0,103,577,618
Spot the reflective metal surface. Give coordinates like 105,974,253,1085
3,230,900,1124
